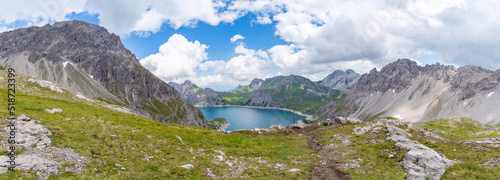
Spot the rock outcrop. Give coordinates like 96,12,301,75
0,115,90,179
384,120,453,180
0,20,207,127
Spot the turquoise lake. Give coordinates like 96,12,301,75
198,106,307,131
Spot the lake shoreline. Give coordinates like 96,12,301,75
196,105,316,121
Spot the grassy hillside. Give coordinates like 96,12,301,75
0,70,316,179
317,118,500,180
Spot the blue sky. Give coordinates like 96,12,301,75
1,0,499,91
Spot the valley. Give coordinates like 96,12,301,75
0,20,499,179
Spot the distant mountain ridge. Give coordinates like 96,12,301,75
0,20,207,127
318,69,361,92
168,80,221,106
171,75,345,114
321,59,500,126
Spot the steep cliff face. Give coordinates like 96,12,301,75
0,20,207,127
323,59,500,126
319,69,361,92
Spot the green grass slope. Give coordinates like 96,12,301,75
0,70,316,179
316,118,500,180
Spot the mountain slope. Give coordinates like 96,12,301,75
0,69,315,179
322,59,500,126
168,80,221,106
0,20,207,127
171,75,345,114
318,69,361,92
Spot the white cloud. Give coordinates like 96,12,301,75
85,0,242,37
0,26,13,33
0,0,86,26
200,55,273,81
200,43,273,82
220,0,500,73
140,34,208,81
230,34,245,43
254,15,272,24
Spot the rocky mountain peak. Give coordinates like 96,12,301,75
319,69,361,92
0,20,207,127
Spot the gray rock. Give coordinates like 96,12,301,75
0,118,90,179
16,114,31,121
335,117,348,124
384,121,453,180
273,163,288,170
287,123,307,129
418,130,449,141
45,108,62,114
287,168,300,172
180,164,194,169
318,118,335,126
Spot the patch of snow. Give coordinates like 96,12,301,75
487,92,495,98
392,89,395,93
393,114,403,119
63,61,69,67
287,168,300,172
463,101,467,105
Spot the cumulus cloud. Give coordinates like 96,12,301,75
85,0,242,37
3,0,500,88
229,0,500,72
140,34,208,81
0,0,86,26
200,43,273,82
230,34,245,42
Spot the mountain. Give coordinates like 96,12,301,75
168,80,221,106
171,75,345,114
231,75,343,114
318,69,361,92
321,58,500,126
0,20,207,127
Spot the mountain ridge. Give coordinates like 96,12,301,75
0,20,207,127
170,74,345,114
321,58,500,126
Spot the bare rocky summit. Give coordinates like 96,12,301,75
0,20,207,127
319,69,361,92
322,58,500,126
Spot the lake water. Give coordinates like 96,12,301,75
198,106,307,131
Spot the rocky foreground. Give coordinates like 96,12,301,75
0,115,89,179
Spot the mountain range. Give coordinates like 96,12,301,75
170,75,347,114
0,20,207,127
321,59,500,126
